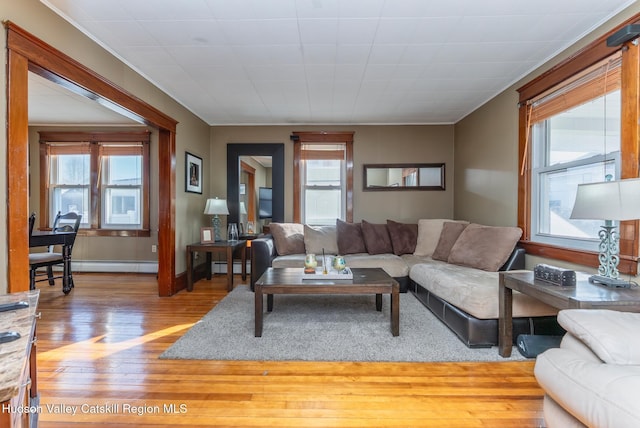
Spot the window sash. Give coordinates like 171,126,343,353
39,132,150,235
301,155,346,224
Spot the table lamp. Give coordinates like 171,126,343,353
570,176,640,287
204,197,228,241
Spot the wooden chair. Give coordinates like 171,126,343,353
29,211,82,290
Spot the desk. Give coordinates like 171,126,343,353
29,231,75,294
499,271,640,357
186,240,247,292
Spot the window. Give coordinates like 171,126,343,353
517,22,640,274
39,131,150,237
529,55,621,251
293,132,354,224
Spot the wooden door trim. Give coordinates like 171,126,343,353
6,22,178,295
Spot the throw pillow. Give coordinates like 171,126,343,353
386,220,418,255
447,223,523,271
432,221,468,261
336,219,367,254
269,223,305,255
361,220,393,255
414,219,468,256
304,224,339,255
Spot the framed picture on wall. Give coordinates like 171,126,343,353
185,152,203,194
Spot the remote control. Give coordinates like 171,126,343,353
0,301,29,312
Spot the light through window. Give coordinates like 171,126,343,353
301,145,346,225
39,131,150,236
529,55,621,251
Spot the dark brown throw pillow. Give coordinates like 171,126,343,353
386,220,418,255
361,220,393,255
336,219,367,254
432,221,468,261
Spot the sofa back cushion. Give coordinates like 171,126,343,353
269,223,305,255
361,220,393,254
304,224,339,255
336,219,367,254
386,220,418,255
414,219,468,256
447,223,522,271
432,221,468,261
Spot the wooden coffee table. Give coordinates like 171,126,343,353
254,267,400,337
499,270,640,357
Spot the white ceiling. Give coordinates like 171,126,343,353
37,0,637,126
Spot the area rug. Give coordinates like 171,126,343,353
160,285,527,362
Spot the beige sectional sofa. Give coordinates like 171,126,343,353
250,218,559,347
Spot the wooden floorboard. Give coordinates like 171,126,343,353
33,273,546,427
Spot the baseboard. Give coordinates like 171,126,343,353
67,261,159,273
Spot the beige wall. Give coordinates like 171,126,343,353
210,125,455,225
0,0,211,292
454,3,640,275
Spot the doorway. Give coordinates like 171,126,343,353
6,22,178,295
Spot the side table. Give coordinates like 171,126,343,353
186,240,247,292
499,270,640,357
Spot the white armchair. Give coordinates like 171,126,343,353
534,309,640,428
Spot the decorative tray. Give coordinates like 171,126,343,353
302,267,353,280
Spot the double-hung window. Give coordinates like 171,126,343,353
518,26,640,274
529,54,621,251
39,131,150,236
300,144,346,225
293,132,354,224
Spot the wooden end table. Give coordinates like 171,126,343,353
186,240,247,292
499,270,640,357
254,267,400,337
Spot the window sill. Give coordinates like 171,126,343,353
519,240,638,275
78,229,151,238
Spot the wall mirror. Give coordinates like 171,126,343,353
363,163,445,191
227,144,284,232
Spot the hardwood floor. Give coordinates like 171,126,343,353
34,273,546,427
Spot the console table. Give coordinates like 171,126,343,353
186,240,247,291
499,271,640,357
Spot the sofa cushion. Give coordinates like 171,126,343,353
304,224,339,255
272,254,306,268
344,253,409,278
410,260,557,319
447,223,522,271
361,220,393,254
269,223,305,255
386,220,418,255
414,219,468,256
558,309,640,365
432,221,468,261
336,219,367,255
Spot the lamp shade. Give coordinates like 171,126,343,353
204,198,229,215
239,201,247,215
570,178,640,221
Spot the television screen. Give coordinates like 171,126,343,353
258,187,272,219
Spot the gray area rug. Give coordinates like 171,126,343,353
160,285,526,362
